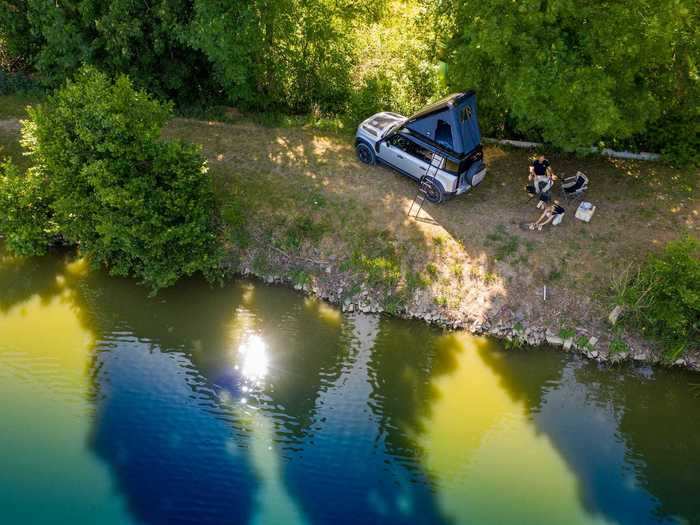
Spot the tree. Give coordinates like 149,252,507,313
444,0,699,158
0,158,55,255
3,0,696,162
186,0,357,113
3,66,222,290
24,0,215,104
0,0,41,71
346,0,444,121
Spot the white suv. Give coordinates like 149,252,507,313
355,92,487,204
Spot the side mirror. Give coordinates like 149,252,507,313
377,132,394,153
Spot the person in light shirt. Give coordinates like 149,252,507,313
529,200,565,231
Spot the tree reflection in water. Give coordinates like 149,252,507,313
280,313,452,525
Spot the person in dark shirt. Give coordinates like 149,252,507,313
529,154,553,178
529,201,565,230
526,154,557,207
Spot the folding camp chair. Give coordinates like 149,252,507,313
526,175,554,207
560,171,589,202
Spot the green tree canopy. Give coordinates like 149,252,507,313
1,0,697,162
22,0,215,103
186,0,357,112
0,0,40,71
445,0,699,158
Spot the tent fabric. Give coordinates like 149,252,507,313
404,92,481,156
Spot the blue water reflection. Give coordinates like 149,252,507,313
90,337,259,525
535,364,675,525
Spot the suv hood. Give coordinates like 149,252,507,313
361,112,406,138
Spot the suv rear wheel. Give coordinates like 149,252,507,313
356,142,376,165
422,177,445,204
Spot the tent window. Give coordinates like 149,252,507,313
435,120,453,150
460,105,473,121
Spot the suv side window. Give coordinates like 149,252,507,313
388,134,410,150
388,134,432,164
443,159,459,173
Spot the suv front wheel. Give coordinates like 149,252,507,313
356,142,376,165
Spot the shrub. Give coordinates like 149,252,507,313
5,66,223,291
221,198,250,248
0,158,55,255
348,236,402,289
609,337,629,356
282,215,327,251
616,237,700,357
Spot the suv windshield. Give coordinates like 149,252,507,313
382,121,403,138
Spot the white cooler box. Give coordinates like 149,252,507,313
575,201,596,222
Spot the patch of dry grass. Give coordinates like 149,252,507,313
0,95,41,120
164,116,698,330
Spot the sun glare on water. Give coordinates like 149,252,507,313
238,334,270,383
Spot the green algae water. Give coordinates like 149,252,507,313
1,246,699,525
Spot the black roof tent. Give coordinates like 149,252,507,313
403,91,481,158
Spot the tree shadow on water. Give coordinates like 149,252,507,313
76,274,261,525
280,314,456,525
0,245,69,312
0,246,263,525
479,347,700,525
75,269,358,525
571,363,700,525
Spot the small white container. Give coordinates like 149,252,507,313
575,201,596,222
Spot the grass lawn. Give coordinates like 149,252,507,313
1,93,697,355
164,117,698,349
0,94,42,119
0,95,41,171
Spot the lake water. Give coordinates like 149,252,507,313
1,247,699,525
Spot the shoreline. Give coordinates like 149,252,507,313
228,256,700,373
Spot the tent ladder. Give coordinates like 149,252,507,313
408,152,442,219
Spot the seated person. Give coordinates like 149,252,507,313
529,154,555,180
526,154,557,207
529,201,565,231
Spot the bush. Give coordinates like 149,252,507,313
4,66,222,291
616,237,700,358
0,158,55,255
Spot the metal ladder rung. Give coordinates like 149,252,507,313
408,153,443,219
408,178,435,218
